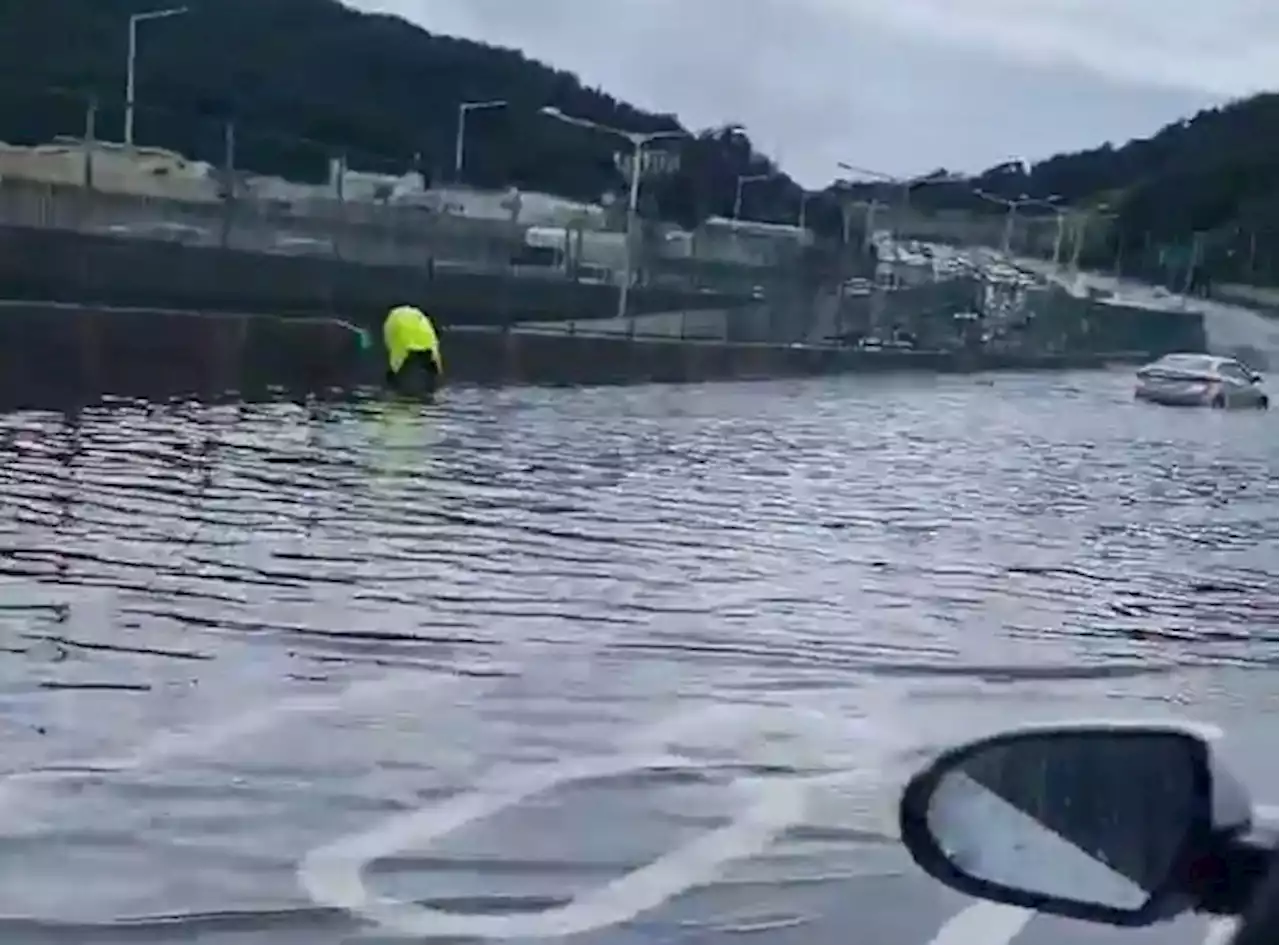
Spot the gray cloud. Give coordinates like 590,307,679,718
352,0,1278,187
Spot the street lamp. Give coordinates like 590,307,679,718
539,107,687,330
973,189,1061,257
124,6,188,148
454,99,506,180
836,164,893,250
1047,205,1099,276
732,173,771,220
1065,203,1117,286
836,163,961,249
836,163,901,183
797,190,814,231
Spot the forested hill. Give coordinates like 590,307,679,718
0,0,790,232
0,0,1275,282
901,92,1278,285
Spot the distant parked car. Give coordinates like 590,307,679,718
1135,353,1268,409
267,235,338,257
573,264,612,285
93,221,212,243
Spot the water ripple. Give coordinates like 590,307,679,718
0,370,1275,942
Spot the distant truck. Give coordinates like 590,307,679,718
511,225,620,284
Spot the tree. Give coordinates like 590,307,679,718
0,1,811,226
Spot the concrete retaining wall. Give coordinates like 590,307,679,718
0,302,1164,411
0,225,750,327
1210,283,1279,315
443,329,1142,386
524,278,983,346
1048,294,1209,354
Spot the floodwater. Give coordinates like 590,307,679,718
0,370,1276,945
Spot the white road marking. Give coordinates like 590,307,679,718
0,554,879,801
298,704,820,939
0,581,605,810
295,686,1279,942
7,593,1272,945
925,902,1034,945
0,669,443,810
0,581,578,805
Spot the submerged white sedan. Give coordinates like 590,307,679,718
1135,353,1269,409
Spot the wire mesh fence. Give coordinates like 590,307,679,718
0,94,528,273
0,88,844,341
0,83,1231,358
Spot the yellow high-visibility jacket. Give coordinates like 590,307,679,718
382,305,442,374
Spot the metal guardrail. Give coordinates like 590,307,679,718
0,177,828,307
3,177,1141,353
0,177,529,272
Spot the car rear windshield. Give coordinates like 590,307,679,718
1155,355,1218,374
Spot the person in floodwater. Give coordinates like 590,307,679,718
381,305,443,397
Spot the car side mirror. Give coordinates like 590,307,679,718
1250,372,1263,384
898,723,1254,928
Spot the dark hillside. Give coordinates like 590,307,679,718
0,0,802,228
0,0,1273,281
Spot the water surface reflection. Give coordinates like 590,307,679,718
0,370,1275,944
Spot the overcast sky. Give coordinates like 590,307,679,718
351,0,1278,188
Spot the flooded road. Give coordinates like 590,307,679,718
0,370,1276,945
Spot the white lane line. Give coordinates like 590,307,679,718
925,902,1034,945
298,704,817,939
5,463,901,937
2,550,870,801
3,532,924,821
296,691,1278,941
0,596,575,816
0,570,644,807
0,668,469,810
12,592,1272,945
300,754,807,940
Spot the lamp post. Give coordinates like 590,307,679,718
837,164,959,224
539,107,686,333
833,164,967,339
454,99,506,181
1051,210,1068,271
973,189,1061,257
1064,204,1118,292
124,6,188,148
732,173,771,220
834,163,962,248
797,190,813,231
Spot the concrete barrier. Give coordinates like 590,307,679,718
438,330,1138,385
0,225,752,326
0,302,1160,411
1210,283,1279,315
522,278,983,346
